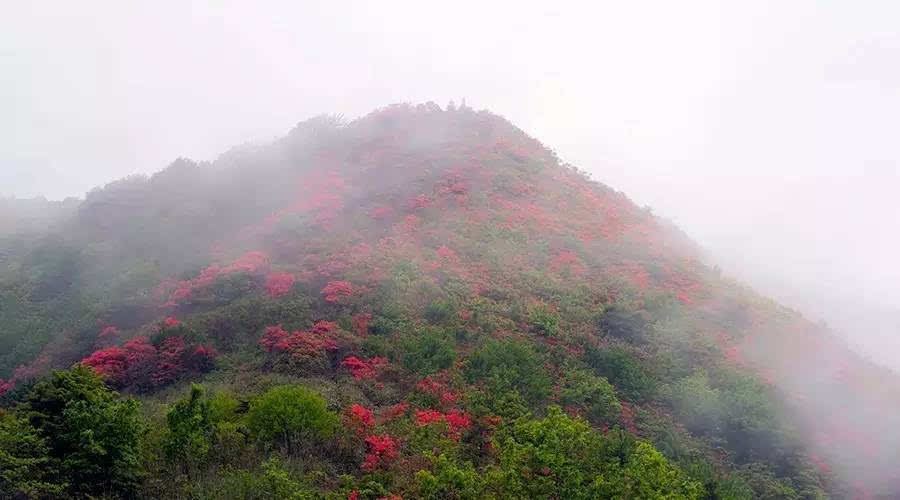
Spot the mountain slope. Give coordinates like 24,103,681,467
1,103,898,498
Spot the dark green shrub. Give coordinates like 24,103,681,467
560,369,621,424
164,384,212,474
464,339,551,404
586,345,655,401
527,304,560,337
597,304,650,344
402,329,456,375
662,371,722,436
425,299,456,324
415,453,485,499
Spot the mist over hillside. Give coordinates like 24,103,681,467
0,104,898,498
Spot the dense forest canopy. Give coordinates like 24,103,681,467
1,103,899,499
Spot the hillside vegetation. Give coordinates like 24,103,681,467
1,103,898,499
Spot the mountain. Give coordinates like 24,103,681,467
1,103,898,499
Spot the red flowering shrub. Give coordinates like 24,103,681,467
362,434,398,471
159,251,271,306
370,204,394,220
275,331,339,359
346,403,375,436
444,409,472,433
97,325,119,342
223,251,270,274
383,402,410,420
81,334,215,391
82,346,129,383
342,356,388,380
435,245,460,263
414,409,445,427
186,344,218,372
311,320,339,334
265,272,295,297
260,325,290,351
322,280,354,303
154,336,186,386
0,378,11,396
162,316,182,329
415,376,458,406
414,409,471,440
260,324,340,373
407,194,430,211
548,249,586,277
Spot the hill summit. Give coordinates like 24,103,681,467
1,103,898,498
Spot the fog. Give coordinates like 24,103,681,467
3,1,899,369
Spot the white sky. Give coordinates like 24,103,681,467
2,1,899,365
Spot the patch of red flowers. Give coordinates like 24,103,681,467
415,376,458,406
81,335,216,389
322,280,354,303
260,324,339,359
265,272,295,297
383,402,410,420
342,356,388,380
0,378,13,396
97,325,119,341
362,434,398,471
414,409,445,426
160,251,271,307
346,403,375,436
414,409,472,439
162,316,182,329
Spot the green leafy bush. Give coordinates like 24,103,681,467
464,339,551,404
662,370,722,436
425,299,456,324
164,384,212,474
247,385,337,454
527,304,560,337
560,368,621,424
415,453,485,499
488,406,701,499
402,329,457,375
586,345,655,401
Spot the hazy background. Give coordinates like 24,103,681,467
3,1,898,367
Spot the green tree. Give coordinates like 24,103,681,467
489,406,700,499
616,442,703,499
59,397,143,496
247,385,337,454
0,411,63,498
20,365,144,497
415,453,486,500
662,370,722,436
560,368,621,424
164,383,212,475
